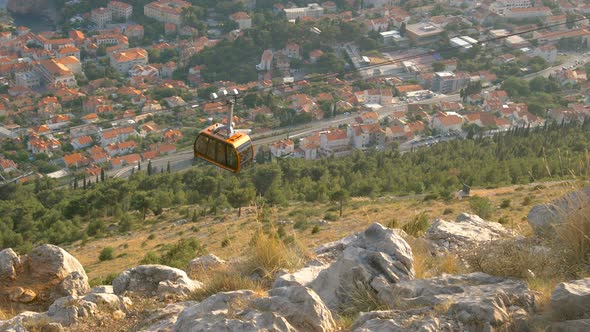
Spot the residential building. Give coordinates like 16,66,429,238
0,158,17,172
431,71,470,94
489,0,532,15
100,126,137,145
319,129,350,157
144,0,191,25
256,49,273,71
270,139,295,157
532,29,590,45
108,1,133,20
532,45,557,63
109,48,149,74
432,112,464,133
284,43,300,58
284,3,325,20
35,59,77,87
230,12,252,30
56,56,82,75
63,152,90,168
91,8,113,28
15,71,40,88
125,24,145,39
504,6,551,19
71,135,93,149
405,22,444,46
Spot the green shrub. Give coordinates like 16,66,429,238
147,233,155,240
324,212,338,221
311,225,320,234
141,238,206,269
89,272,119,287
402,213,430,237
99,247,114,261
443,208,453,215
423,193,439,201
522,196,532,206
221,238,230,247
500,199,511,209
469,196,494,219
498,216,510,225
294,220,309,230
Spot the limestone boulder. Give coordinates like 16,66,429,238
368,272,536,331
112,265,202,300
424,213,512,252
0,311,50,332
187,254,226,274
45,289,131,326
273,265,328,288
528,187,590,235
0,245,89,311
173,290,297,332
550,278,590,320
136,301,197,332
309,223,414,309
253,286,335,332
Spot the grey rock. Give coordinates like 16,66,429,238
273,265,328,288
113,265,202,300
0,245,89,310
254,286,335,332
425,213,512,252
550,278,590,320
528,187,590,235
187,254,226,273
549,319,590,332
309,223,414,309
0,311,49,332
173,290,297,332
137,301,197,332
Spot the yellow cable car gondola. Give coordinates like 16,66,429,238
193,89,254,173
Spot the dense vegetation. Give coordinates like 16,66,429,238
2,121,590,251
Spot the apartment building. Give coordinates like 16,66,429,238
284,3,324,20
109,48,149,74
489,0,532,15
35,59,77,87
108,1,133,20
144,0,190,25
91,7,113,28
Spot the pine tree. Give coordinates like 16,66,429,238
147,160,152,176
167,161,171,173
100,168,105,182
83,174,87,189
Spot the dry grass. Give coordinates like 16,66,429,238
527,277,560,312
409,238,465,279
338,279,389,316
189,267,265,302
65,181,566,282
555,205,590,265
241,229,307,283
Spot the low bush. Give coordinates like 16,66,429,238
190,268,264,302
99,247,114,261
141,238,206,269
469,196,494,219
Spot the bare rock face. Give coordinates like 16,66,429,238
136,301,197,332
112,265,202,300
424,213,513,252
308,223,415,310
0,311,51,332
528,187,590,235
46,291,131,326
173,290,297,332
550,278,590,321
187,254,226,274
253,286,336,332
273,265,329,288
355,272,536,332
0,245,90,311
7,0,48,15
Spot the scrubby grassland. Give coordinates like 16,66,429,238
69,180,570,283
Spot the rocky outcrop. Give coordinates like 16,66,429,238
173,290,297,332
0,245,89,311
7,0,49,15
0,311,51,332
273,265,328,288
550,278,590,320
359,272,535,332
528,187,590,235
425,213,512,252
46,290,131,326
187,254,226,273
253,286,335,332
308,223,414,310
112,265,202,300
136,301,197,332
549,319,590,332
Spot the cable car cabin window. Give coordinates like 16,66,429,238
206,136,217,161
227,146,238,170
194,135,209,157
238,141,253,167
216,140,227,165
